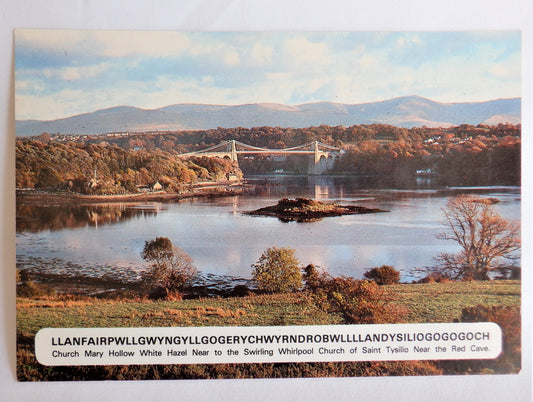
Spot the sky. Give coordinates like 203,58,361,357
15,30,521,121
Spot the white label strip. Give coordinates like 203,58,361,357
35,323,502,366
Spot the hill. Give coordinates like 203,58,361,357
15,96,521,136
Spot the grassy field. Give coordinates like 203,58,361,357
17,292,344,335
386,280,520,322
16,280,521,380
17,280,520,334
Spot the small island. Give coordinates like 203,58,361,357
244,198,388,222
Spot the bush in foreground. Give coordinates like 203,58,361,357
141,237,197,297
251,247,302,293
312,276,406,324
436,304,521,374
461,305,520,373
16,349,442,381
302,264,330,291
16,280,55,298
363,265,400,285
416,273,451,284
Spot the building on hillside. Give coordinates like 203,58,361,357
137,181,164,192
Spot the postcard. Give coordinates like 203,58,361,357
15,30,521,381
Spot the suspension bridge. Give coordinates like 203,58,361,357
179,140,344,174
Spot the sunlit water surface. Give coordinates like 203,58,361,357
16,176,520,282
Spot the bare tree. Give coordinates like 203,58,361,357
435,195,520,280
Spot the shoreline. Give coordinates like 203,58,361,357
16,185,244,204
17,268,253,299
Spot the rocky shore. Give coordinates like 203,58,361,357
17,266,253,300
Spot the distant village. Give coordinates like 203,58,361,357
21,124,495,149
40,131,155,143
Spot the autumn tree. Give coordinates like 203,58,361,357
311,277,406,324
251,247,302,293
141,237,197,293
302,264,330,291
435,195,520,280
363,265,400,285
35,166,63,188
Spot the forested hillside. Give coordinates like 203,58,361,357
17,123,521,192
16,141,242,194
331,124,520,185
96,123,521,186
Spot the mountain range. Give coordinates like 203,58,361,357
15,96,521,136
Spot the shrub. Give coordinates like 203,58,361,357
16,349,441,381
494,264,521,280
16,280,55,298
438,304,521,374
363,265,400,285
313,276,406,324
141,237,197,294
416,273,451,284
302,264,330,291
251,247,302,293
509,265,521,279
461,305,521,371
231,285,252,297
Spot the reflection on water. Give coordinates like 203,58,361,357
16,203,162,233
16,176,521,282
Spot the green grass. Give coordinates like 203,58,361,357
16,293,344,336
15,280,521,380
17,280,520,337
385,280,520,323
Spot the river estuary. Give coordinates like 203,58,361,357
16,176,521,284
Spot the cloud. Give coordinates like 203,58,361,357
16,29,87,50
16,89,89,120
395,34,424,49
250,43,274,66
283,36,331,68
488,64,517,80
92,31,191,58
14,31,521,120
46,63,112,82
223,49,241,67
16,30,192,59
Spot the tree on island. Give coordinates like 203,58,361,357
435,195,520,280
251,247,302,293
141,237,197,296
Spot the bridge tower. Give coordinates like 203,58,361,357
313,141,321,164
308,141,326,175
229,140,238,162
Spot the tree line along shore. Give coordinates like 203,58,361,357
16,123,520,195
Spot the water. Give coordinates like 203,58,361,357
16,176,521,282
